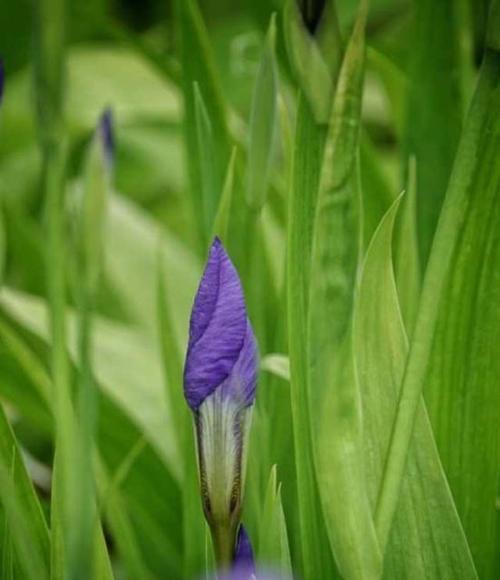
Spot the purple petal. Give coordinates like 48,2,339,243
184,238,257,410
218,320,258,408
234,525,255,573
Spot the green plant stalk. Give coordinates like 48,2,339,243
374,45,500,554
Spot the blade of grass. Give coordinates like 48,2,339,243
374,18,500,559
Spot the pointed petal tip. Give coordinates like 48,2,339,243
234,525,255,567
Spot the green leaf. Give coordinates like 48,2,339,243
286,91,333,580
283,0,342,123
34,0,75,575
394,157,420,335
0,291,182,577
175,0,231,250
103,192,200,346
374,44,500,568
157,250,206,579
0,287,181,478
424,48,500,578
0,404,50,580
257,465,292,576
354,195,477,578
96,455,153,580
360,133,396,252
307,2,381,578
193,82,219,239
403,0,465,266
67,111,114,580
212,146,237,242
246,15,278,211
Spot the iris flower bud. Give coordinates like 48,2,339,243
184,238,258,567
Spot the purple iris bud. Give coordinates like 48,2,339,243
184,237,257,411
0,59,4,104
184,238,258,566
98,107,114,169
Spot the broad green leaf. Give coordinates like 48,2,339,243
257,466,292,576
374,39,500,566
103,192,200,347
308,2,381,578
424,47,500,578
66,47,180,129
403,0,464,266
246,15,278,211
354,196,476,579
0,404,50,580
